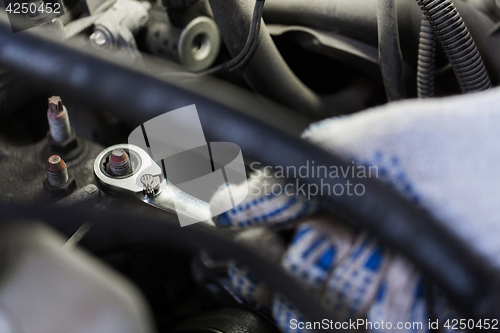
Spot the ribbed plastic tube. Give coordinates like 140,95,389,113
416,0,491,93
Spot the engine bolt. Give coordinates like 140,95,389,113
47,96,71,142
46,155,69,187
109,148,132,176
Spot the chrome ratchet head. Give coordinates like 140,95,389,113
94,143,162,195
93,144,214,227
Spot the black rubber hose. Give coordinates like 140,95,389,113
376,0,406,101
263,0,379,45
263,0,500,87
207,0,335,119
0,22,499,320
415,0,491,93
417,15,436,98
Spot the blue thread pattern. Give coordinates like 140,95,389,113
368,276,429,333
367,280,388,332
228,262,269,305
215,191,318,228
272,294,311,333
322,234,387,321
355,151,421,204
282,223,351,293
409,278,429,333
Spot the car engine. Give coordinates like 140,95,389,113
0,0,499,332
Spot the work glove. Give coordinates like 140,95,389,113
210,87,500,332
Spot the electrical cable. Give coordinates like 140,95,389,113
207,0,335,119
417,15,436,98
201,0,265,75
415,0,491,93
